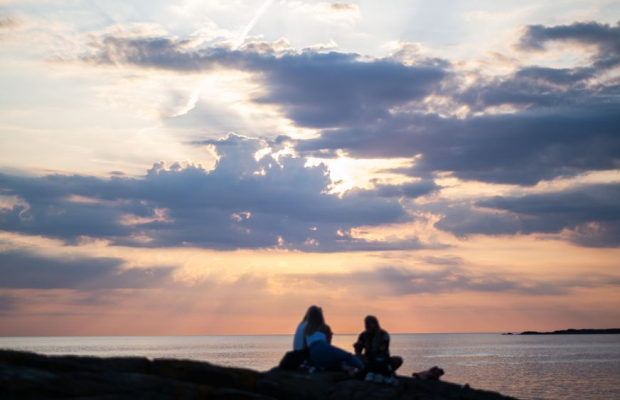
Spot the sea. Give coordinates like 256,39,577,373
1,333,619,400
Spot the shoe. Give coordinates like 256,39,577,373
365,372,375,382
374,374,384,383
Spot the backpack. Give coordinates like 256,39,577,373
278,348,310,370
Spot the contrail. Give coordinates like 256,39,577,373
234,0,276,49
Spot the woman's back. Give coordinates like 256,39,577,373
306,330,327,346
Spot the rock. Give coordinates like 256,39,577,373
0,350,520,400
520,328,620,335
214,388,276,400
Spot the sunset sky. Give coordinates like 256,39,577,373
1,0,619,336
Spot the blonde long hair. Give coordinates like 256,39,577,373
303,306,325,336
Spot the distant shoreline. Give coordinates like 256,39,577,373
502,328,620,335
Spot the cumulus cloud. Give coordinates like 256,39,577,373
289,21,618,185
518,20,620,70
77,22,619,187
0,134,429,252
0,250,175,289
456,66,598,112
69,19,620,250
83,37,447,128
455,21,620,113
298,106,620,185
433,182,620,247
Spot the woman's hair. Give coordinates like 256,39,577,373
364,315,383,351
303,305,320,322
365,315,380,329
303,306,325,336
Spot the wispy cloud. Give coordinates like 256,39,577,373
0,250,175,289
234,0,276,49
283,264,620,298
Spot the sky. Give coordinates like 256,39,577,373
0,0,619,336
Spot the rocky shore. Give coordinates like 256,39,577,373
520,328,620,335
0,349,519,400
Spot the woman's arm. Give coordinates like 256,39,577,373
353,332,365,356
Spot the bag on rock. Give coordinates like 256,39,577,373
278,348,310,370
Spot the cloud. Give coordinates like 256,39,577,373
0,250,175,289
433,182,620,247
251,52,446,128
74,22,620,189
0,134,428,252
83,36,448,128
284,264,620,298
518,20,620,70
282,1,361,26
349,179,440,199
0,292,17,312
455,66,598,112
329,2,358,11
455,21,620,112
0,14,21,39
0,14,21,28
234,0,276,49
298,105,620,185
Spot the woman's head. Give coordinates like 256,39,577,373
303,305,321,322
364,315,380,333
304,306,325,335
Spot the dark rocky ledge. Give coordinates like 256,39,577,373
520,328,620,335
0,349,520,400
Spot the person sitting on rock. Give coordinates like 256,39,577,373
279,305,320,370
293,305,320,350
304,306,362,374
353,315,402,383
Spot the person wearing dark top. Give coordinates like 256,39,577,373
353,315,403,382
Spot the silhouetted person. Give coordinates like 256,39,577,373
304,306,362,373
354,315,402,381
293,305,320,350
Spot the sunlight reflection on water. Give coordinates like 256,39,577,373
1,333,619,400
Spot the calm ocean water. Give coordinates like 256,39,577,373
1,333,619,400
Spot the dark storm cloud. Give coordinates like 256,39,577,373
350,179,440,199
285,265,620,297
0,134,422,252
518,20,620,70
85,37,447,128
0,250,174,289
298,105,620,185
250,52,446,128
434,182,620,247
456,66,597,111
